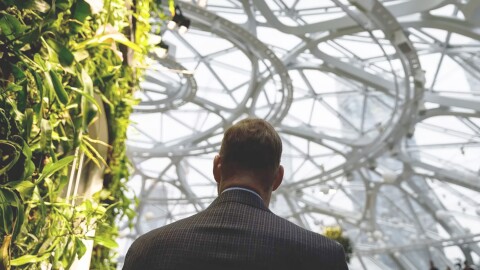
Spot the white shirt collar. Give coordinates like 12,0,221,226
222,187,263,200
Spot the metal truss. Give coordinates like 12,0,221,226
119,1,480,269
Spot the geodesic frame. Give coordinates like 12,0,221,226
120,1,480,269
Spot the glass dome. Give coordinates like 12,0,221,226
119,1,480,269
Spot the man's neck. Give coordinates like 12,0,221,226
219,179,271,207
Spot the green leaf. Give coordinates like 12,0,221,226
92,235,118,249
18,26,41,44
15,84,27,113
43,71,55,102
31,70,44,103
10,64,26,81
69,86,100,113
10,189,24,240
40,119,52,151
5,83,23,92
0,188,17,235
81,69,94,95
0,13,26,39
10,253,50,266
49,70,69,105
0,196,12,235
33,54,47,71
75,238,87,259
70,0,91,33
78,69,99,128
58,174,69,193
56,0,72,10
7,181,35,201
77,33,141,52
36,155,75,184
0,140,21,175
20,139,35,180
46,39,74,67
83,99,98,129
5,136,34,182
23,108,33,139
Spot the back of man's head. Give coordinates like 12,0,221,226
219,118,282,181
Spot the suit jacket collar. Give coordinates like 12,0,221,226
209,189,270,212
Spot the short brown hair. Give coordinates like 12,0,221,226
219,118,282,177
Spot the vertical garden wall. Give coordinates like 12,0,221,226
0,0,168,269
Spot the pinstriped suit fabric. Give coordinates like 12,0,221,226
123,189,349,270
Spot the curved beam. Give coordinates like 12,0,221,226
399,153,480,192
424,92,480,112
253,0,449,35
400,14,480,40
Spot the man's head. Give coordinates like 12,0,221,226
213,118,284,202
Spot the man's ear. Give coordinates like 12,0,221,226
272,165,284,191
213,155,222,183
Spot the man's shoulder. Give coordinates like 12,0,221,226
293,221,333,242
265,213,343,254
123,215,202,270
138,213,201,239
264,214,348,268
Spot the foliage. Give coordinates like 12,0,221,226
324,226,353,263
0,0,165,268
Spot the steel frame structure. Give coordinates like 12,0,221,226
120,1,480,269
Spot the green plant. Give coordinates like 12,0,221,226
0,0,169,269
324,226,353,263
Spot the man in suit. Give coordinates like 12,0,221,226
123,118,349,269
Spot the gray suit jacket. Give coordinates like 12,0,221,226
123,189,349,270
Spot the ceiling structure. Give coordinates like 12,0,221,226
119,0,480,269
